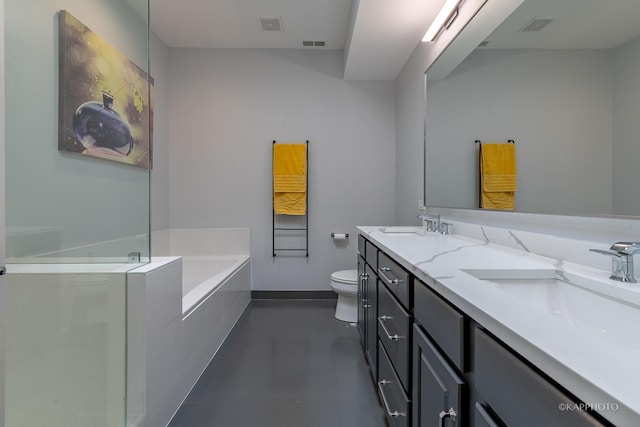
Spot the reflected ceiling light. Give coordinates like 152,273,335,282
422,0,463,42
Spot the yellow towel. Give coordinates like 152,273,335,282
273,144,307,215
481,143,517,210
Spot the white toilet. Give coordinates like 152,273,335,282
330,269,358,322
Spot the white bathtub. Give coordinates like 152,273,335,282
5,227,252,427
182,255,250,315
130,227,252,427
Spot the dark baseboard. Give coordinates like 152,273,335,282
251,290,337,300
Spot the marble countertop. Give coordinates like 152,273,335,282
358,226,640,425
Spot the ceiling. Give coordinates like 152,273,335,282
481,0,640,50
126,0,640,79
132,0,445,80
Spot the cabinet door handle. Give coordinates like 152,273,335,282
378,380,405,418
378,315,401,341
378,267,400,285
439,408,457,427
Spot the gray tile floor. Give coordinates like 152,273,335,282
168,299,387,427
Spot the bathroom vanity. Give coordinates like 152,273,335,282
357,226,637,427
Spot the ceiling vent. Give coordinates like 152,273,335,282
258,16,283,32
302,41,326,47
518,17,554,32
478,41,489,47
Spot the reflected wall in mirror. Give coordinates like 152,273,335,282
425,0,640,217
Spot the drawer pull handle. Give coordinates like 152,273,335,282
378,380,406,418
378,267,400,285
378,315,401,341
439,408,457,427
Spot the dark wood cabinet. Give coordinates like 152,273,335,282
357,255,366,345
414,278,465,371
473,326,607,427
358,236,378,379
378,279,412,393
365,263,378,374
413,324,465,427
473,402,501,427
379,341,411,427
358,233,615,427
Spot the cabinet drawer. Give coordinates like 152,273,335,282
358,234,366,256
474,327,607,427
378,342,410,427
378,251,411,308
378,283,411,393
414,279,465,370
365,240,378,270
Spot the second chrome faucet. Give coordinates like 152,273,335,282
590,242,640,283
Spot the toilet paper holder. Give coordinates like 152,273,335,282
331,233,349,239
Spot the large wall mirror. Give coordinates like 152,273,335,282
424,0,640,217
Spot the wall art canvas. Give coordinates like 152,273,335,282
58,10,153,169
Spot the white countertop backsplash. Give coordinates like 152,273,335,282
358,223,640,426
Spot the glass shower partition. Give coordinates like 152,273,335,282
4,0,150,425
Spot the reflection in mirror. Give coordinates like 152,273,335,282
424,0,640,217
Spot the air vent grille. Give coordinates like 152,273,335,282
302,41,326,47
259,16,283,32
518,18,553,32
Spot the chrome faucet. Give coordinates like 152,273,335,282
590,242,640,283
417,213,440,232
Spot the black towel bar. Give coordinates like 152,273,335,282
475,139,515,144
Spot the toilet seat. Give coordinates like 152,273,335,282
331,269,358,285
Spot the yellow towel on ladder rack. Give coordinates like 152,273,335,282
273,143,307,215
481,143,517,210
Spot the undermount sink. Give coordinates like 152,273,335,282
462,268,640,349
379,226,427,236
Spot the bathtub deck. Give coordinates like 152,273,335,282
168,299,386,427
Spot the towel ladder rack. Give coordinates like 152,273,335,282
272,140,309,257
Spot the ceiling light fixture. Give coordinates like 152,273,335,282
422,0,463,42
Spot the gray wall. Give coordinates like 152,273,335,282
425,49,613,216
612,35,640,215
5,0,151,258
167,48,396,290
